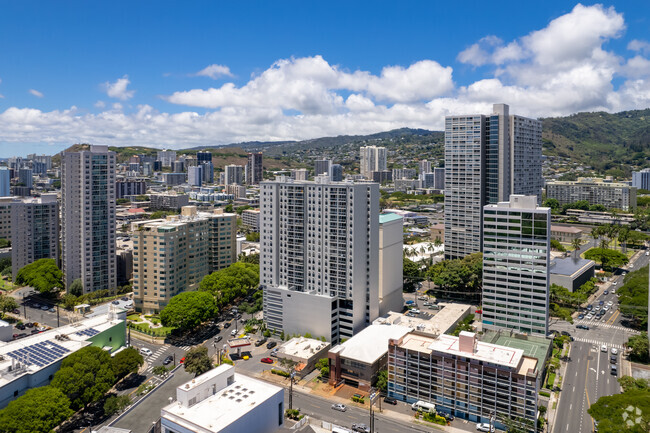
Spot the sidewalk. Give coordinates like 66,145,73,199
547,341,571,433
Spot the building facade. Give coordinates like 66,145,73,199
444,104,543,260
162,173,186,186
149,193,189,210
387,331,542,430
10,194,59,278
242,209,260,231
546,178,637,211
187,166,203,186
157,149,177,167
18,168,33,189
392,168,417,180
314,159,331,176
261,176,380,343
419,160,432,175
0,167,9,197
330,163,344,182
482,195,550,336
360,146,387,179
61,145,117,292
132,207,236,313
246,152,263,185
632,168,650,190
116,178,147,199
224,164,244,186
0,198,11,243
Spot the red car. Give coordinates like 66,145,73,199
180,357,186,364
260,357,273,364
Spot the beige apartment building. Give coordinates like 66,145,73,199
131,206,236,314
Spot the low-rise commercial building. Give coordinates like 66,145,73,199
160,364,284,433
0,309,126,408
546,177,637,211
550,225,586,243
430,223,444,243
276,337,330,373
388,330,549,430
549,257,595,292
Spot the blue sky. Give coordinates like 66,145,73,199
1,1,650,157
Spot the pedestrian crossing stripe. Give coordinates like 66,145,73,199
573,320,640,334
573,337,625,350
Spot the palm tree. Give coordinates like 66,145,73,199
618,226,630,254
571,237,583,258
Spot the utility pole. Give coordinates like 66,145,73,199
369,389,377,433
289,368,296,410
56,304,60,327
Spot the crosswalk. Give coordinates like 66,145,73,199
574,320,639,333
145,346,168,372
573,337,625,350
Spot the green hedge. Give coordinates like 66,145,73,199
271,369,290,377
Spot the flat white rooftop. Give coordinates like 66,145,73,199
373,303,472,336
330,324,411,365
162,368,282,433
0,313,123,386
428,334,524,369
278,337,329,360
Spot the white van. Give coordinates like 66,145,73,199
411,400,436,413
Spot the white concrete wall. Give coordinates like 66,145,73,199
379,218,404,316
278,290,335,341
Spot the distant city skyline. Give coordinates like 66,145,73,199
1,2,650,156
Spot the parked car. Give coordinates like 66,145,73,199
418,296,427,301
352,423,370,433
231,329,238,337
384,396,397,405
266,341,277,349
12,309,19,314
140,347,153,356
180,357,186,364
163,355,173,365
111,300,120,305
223,322,231,328
16,324,25,330
215,336,223,343
40,305,49,311
578,314,585,320
561,331,571,337
270,349,279,357
48,307,55,313
476,423,495,432
410,309,420,314
255,338,268,347
331,403,347,412
603,290,609,295
25,322,34,328
121,296,130,301
260,357,273,364
439,411,455,421
586,305,593,311
612,281,618,286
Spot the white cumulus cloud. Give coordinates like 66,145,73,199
103,75,135,100
28,89,44,98
194,64,234,79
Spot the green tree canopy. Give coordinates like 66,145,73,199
375,369,388,392
426,253,482,301
51,346,116,410
68,278,83,297
112,347,144,379
160,291,217,330
588,378,650,433
403,257,421,292
184,346,213,377
199,262,259,307
0,295,18,316
627,332,649,363
15,258,63,293
583,247,629,271
0,386,74,433
550,239,566,252
618,266,649,330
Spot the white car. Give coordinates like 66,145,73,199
410,309,421,314
646,251,649,256
586,314,594,320
331,403,347,412
231,329,238,337
611,348,618,355
140,347,152,356
601,345,608,353
607,301,613,306
612,281,618,286
603,306,609,311
476,423,495,432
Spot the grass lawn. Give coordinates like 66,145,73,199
0,279,16,291
546,372,556,389
127,313,141,321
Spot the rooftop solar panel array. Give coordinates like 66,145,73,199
75,328,100,337
6,341,71,368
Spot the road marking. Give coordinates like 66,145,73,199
572,386,575,393
569,403,572,410
585,358,594,432
590,368,596,373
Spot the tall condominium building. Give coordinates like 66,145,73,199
261,176,401,343
132,207,236,313
444,104,543,260
0,168,9,197
0,198,11,243
387,331,546,430
246,152,263,185
546,177,637,211
418,160,432,174
482,195,550,336
11,194,59,277
116,178,147,199
29,154,52,170
392,168,417,180
433,167,445,190
197,151,212,163
61,145,116,292
314,159,331,176
18,168,33,189
202,162,214,184
157,149,177,167
171,160,185,173
632,168,650,190
187,166,203,187
360,146,387,179
291,168,308,181
330,164,343,182
224,164,244,186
